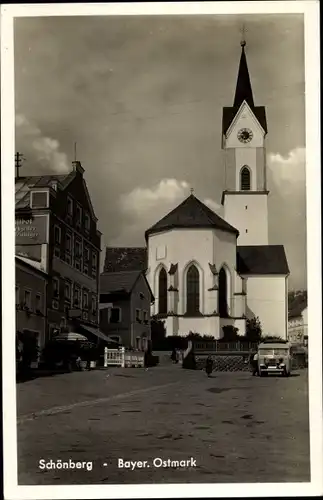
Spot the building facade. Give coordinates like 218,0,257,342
99,270,154,351
288,305,308,345
15,160,101,343
16,256,48,353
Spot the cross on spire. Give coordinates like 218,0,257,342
240,23,247,47
15,152,25,179
190,187,194,195
234,26,254,108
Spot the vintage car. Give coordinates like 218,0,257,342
257,340,292,377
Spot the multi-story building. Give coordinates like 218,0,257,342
288,302,308,345
15,160,102,343
16,255,48,354
99,270,154,351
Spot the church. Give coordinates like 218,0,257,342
105,41,290,340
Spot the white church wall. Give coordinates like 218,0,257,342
213,230,237,315
245,275,287,339
147,229,214,316
224,193,268,245
235,148,257,191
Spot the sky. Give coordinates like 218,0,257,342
14,13,306,290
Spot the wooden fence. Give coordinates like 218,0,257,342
103,347,145,368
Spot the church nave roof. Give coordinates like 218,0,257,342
145,194,239,240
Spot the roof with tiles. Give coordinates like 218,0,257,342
15,172,75,209
104,247,148,273
237,245,290,275
145,194,239,239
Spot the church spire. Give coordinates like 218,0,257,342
233,40,254,108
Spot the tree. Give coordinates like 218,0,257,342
221,325,241,341
151,317,166,349
245,316,262,342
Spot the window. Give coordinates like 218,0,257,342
84,245,90,262
75,239,82,258
54,225,61,257
75,238,82,270
109,307,121,323
158,267,167,314
66,233,72,253
53,278,59,298
91,295,97,317
92,252,97,277
24,289,31,309
74,286,81,307
136,309,141,322
65,233,72,264
76,204,82,227
83,290,88,309
218,267,228,318
84,212,90,231
240,166,251,191
65,281,71,302
67,196,73,217
35,293,41,312
136,337,141,350
15,286,20,305
30,191,48,208
143,310,148,323
186,264,200,315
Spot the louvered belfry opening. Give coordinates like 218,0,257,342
240,166,251,191
158,267,168,314
186,264,200,315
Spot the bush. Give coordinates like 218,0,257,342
221,325,242,342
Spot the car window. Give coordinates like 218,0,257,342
259,349,273,355
273,348,289,355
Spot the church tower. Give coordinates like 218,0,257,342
221,40,269,246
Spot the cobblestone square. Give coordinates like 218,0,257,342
17,365,310,484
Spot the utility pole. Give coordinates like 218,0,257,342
15,152,25,179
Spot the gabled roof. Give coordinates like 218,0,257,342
104,247,147,273
145,194,239,240
222,105,267,136
15,173,75,209
237,245,289,275
100,270,154,301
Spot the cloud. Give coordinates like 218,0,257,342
267,147,307,289
15,114,70,174
268,147,306,186
110,178,221,246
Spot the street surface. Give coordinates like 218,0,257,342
17,364,310,484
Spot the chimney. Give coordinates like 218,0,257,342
72,161,85,176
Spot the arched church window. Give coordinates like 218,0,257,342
218,267,229,318
240,166,251,191
158,267,167,314
186,264,200,315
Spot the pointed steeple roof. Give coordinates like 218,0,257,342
233,41,254,108
145,194,239,240
222,41,267,136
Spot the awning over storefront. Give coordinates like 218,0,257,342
79,324,119,344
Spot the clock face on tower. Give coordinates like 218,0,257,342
237,128,253,143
